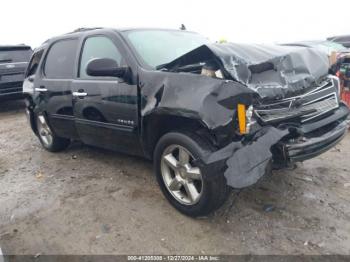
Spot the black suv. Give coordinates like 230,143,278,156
0,45,32,100
24,28,349,216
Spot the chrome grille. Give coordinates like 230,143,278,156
255,78,339,123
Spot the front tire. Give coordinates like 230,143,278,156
154,132,230,217
35,113,70,152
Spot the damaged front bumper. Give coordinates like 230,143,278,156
197,103,349,189
285,121,347,162
281,103,349,163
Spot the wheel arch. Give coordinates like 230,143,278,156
25,97,39,136
141,112,215,160
25,97,52,137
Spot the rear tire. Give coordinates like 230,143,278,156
154,131,230,217
35,113,70,152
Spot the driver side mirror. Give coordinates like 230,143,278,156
86,58,128,78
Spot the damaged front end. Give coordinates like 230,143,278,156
195,76,349,188
144,42,350,189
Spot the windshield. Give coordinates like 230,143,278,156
122,30,210,68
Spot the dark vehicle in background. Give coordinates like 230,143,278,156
289,38,350,109
328,35,350,48
0,45,32,100
281,40,350,76
23,28,349,217
281,40,349,65
282,40,348,55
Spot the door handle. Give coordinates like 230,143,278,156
72,91,88,97
35,87,48,92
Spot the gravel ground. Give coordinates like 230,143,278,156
0,99,349,255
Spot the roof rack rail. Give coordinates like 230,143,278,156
67,27,103,34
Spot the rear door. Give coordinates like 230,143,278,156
71,34,142,155
35,39,79,139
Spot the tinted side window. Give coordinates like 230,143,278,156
44,39,78,79
26,49,44,77
79,36,123,78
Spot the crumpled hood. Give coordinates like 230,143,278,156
163,43,330,100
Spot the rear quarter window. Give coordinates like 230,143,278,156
44,39,78,79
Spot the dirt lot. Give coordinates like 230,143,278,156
0,99,349,255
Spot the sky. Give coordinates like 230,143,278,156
1,0,350,48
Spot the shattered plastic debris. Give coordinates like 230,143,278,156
263,204,275,212
303,192,317,200
298,176,313,182
101,224,110,233
35,172,43,179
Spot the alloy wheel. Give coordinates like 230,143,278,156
160,144,203,205
37,115,53,147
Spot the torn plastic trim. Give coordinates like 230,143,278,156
194,126,289,189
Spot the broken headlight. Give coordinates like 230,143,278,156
237,104,256,135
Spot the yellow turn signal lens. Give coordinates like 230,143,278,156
237,104,247,134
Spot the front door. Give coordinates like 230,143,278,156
72,35,142,155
